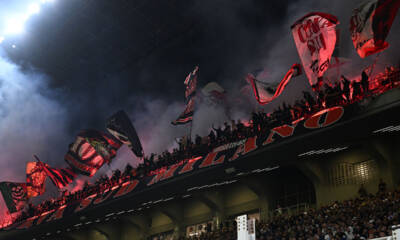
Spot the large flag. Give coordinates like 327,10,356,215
291,12,339,86
350,0,400,58
106,110,144,158
26,161,47,198
42,165,76,189
172,97,195,125
172,66,199,125
0,182,28,213
247,63,302,105
65,130,122,177
185,66,199,99
201,82,226,105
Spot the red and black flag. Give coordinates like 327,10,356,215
106,110,144,158
0,182,28,213
172,97,195,125
184,66,199,100
65,130,122,177
201,82,226,106
350,0,400,58
26,161,47,198
247,64,302,105
42,165,76,189
291,12,339,86
172,66,199,125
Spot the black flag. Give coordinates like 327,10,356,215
0,182,28,213
106,110,144,158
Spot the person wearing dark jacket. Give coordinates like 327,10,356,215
361,70,370,95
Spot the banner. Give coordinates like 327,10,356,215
172,97,195,125
0,182,27,213
291,12,339,86
201,82,226,105
247,63,302,105
350,0,400,58
41,165,76,189
184,66,199,100
106,110,144,158
25,162,46,198
173,66,199,125
65,130,122,177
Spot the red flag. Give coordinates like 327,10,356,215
201,82,226,105
106,110,144,158
42,165,76,189
172,97,195,125
172,66,199,125
184,66,199,100
247,64,302,105
291,12,339,86
65,130,122,177
350,0,400,58
0,182,28,213
26,161,47,198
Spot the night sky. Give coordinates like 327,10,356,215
2,0,295,130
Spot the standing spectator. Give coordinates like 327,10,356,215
195,134,202,146
378,178,387,194
361,70,370,94
358,184,368,198
341,75,351,102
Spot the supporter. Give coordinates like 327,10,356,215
352,80,363,100
361,70,369,94
341,75,351,102
358,184,368,198
195,134,202,146
378,178,387,195
184,190,400,240
5,67,400,230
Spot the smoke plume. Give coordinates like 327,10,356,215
1,0,400,219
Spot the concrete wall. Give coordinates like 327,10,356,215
296,134,399,207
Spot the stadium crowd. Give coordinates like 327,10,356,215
183,182,400,240
142,67,400,178
3,67,400,229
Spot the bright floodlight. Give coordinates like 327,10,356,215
12,44,16,48
0,36,4,43
4,17,27,35
28,3,41,15
40,0,55,3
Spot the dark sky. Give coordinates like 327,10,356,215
3,0,295,131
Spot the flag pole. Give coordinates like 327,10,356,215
368,52,382,78
33,155,41,163
189,119,193,141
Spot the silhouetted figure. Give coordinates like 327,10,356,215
212,125,223,140
352,81,363,100
341,75,351,102
361,70,369,94
358,184,368,198
303,91,316,107
195,134,202,145
208,130,216,145
378,178,387,195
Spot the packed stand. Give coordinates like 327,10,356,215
184,182,400,240
2,67,400,228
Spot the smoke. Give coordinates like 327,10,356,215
108,99,189,170
0,0,400,220
0,48,72,217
